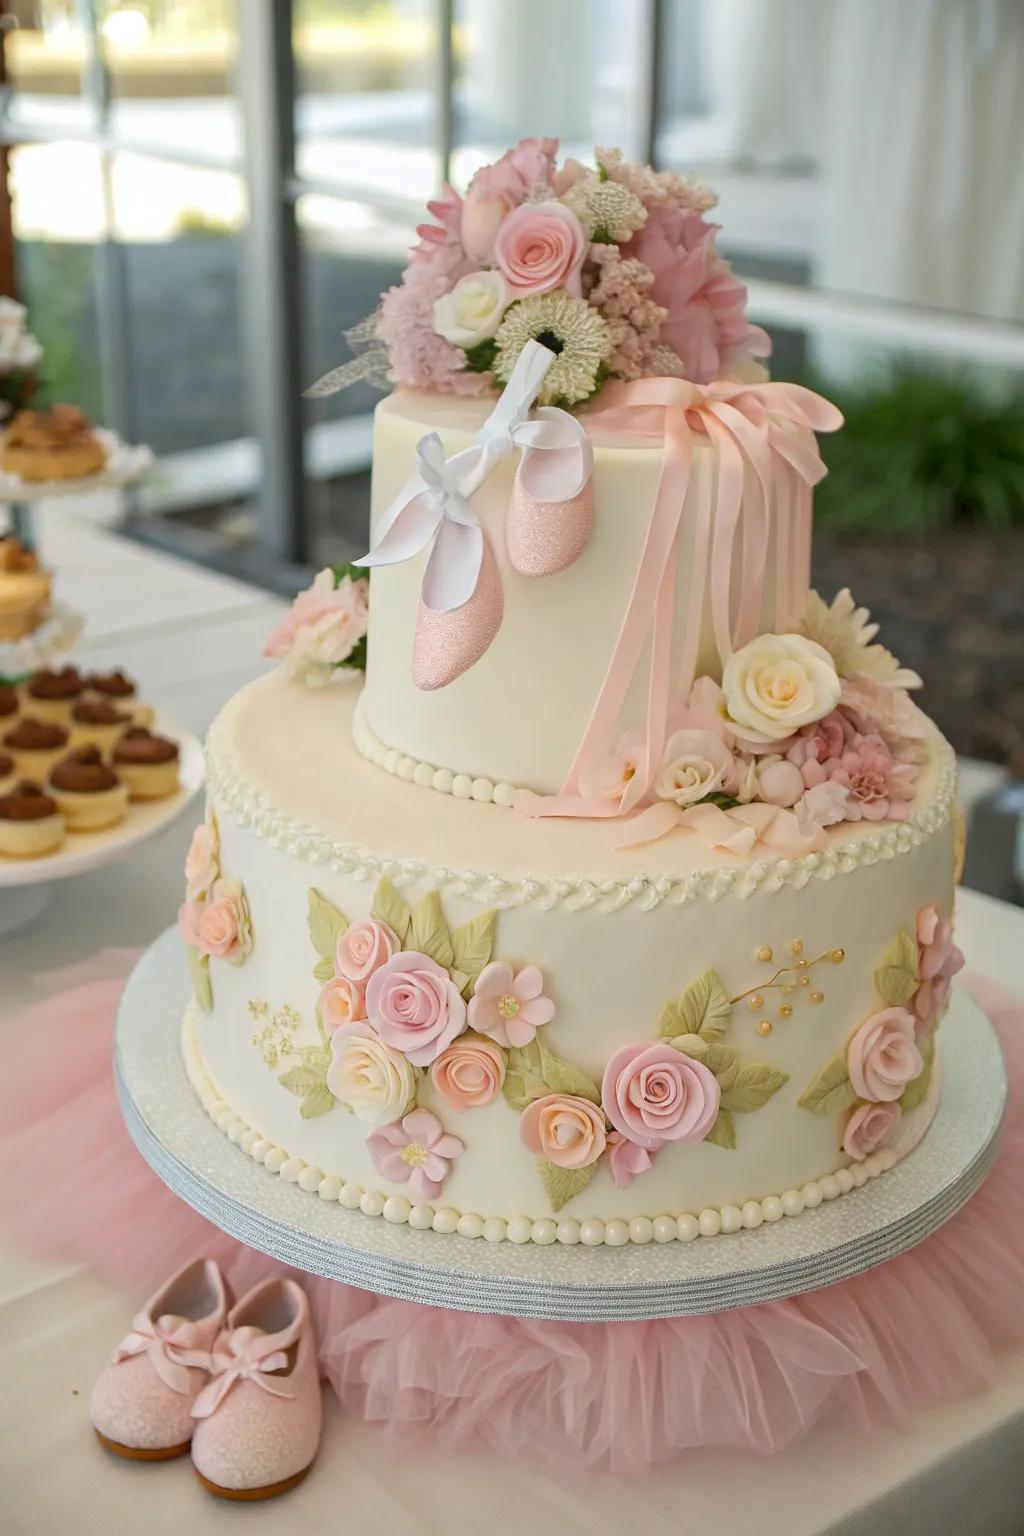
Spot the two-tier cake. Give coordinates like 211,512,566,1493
178,140,962,1250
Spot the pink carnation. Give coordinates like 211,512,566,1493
378,259,492,396
624,207,770,384
409,182,463,266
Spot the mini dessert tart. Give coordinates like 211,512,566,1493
0,751,16,796
0,537,51,640
69,698,133,755
0,781,65,859
22,665,85,726
0,682,19,729
83,668,155,728
112,726,181,800
1,403,107,482
47,746,129,832
2,716,70,784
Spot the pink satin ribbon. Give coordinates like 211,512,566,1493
190,1325,295,1420
519,376,842,828
612,799,827,858
112,1311,211,1396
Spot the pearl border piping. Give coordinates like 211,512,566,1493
352,695,518,808
183,1004,898,1248
204,713,957,916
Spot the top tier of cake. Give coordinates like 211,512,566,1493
361,388,816,797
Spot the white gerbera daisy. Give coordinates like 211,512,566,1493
493,294,611,408
799,588,922,689
560,179,647,243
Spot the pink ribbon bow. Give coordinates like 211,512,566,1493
190,1325,295,1420
519,375,842,825
112,1312,211,1396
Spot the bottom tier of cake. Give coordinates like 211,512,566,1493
181,669,959,1246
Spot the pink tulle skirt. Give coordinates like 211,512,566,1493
2,952,1022,1474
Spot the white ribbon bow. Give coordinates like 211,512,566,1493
112,1311,211,1396
190,1325,296,1420
356,339,593,612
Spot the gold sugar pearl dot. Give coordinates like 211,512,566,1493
778,1004,793,1019
789,938,804,955
830,948,845,964
810,990,825,1004
757,1019,773,1036
796,958,810,971
748,994,765,1010
799,975,811,988
756,945,773,963
782,983,797,995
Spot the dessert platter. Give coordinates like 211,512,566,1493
0,660,202,932
116,139,1002,1320
0,404,153,501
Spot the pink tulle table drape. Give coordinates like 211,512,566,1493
1,952,1021,1474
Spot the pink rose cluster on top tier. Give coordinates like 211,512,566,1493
375,138,769,408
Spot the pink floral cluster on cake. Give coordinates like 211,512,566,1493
604,589,927,852
264,565,369,688
375,138,769,408
178,818,252,967
913,903,965,1036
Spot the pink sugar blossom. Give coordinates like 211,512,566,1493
818,733,918,822
468,961,555,1049
913,904,965,1033
366,1108,465,1201
624,207,770,384
607,1131,655,1190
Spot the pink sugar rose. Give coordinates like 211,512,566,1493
335,919,399,985
607,1130,655,1190
493,201,587,298
318,973,366,1032
786,710,850,770
468,961,555,1049
913,904,965,1032
184,821,218,902
263,569,369,678
196,877,252,965
602,1042,720,1150
847,1007,922,1103
843,1100,902,1162
520,1093,607,1171
366,950,467,1067
460,137,558,261
430,1032,506,1112
366,1108,465,1200
624,206,770,384
178,898,203,949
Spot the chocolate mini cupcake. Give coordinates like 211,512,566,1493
0,682,18,729
113,726,181,800
0,781,65,858
3,716,70,783
83,668,155,728
69,698,133,755
48,745,129,832
0,750,15,796
22,665,85,726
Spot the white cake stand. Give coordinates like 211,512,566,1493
0,718,203,935
0,603,85,681
114,932,1008,1321
0,429,154,544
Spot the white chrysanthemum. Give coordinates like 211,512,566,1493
800,588,922,690
493,294,611,408
560,179,647,243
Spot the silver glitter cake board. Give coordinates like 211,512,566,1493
115,930,1007,1321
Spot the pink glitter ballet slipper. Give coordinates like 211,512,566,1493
190,1277,321,1501
89,1257,227,1460
413,533,504,690
505,415,594,578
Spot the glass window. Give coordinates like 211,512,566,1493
5,0,94,134
100,0,242,163
293,0,437,210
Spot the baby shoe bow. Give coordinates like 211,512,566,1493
112,1311,212,1395
191,1325,296,1419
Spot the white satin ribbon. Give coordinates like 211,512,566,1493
356,339,593,613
